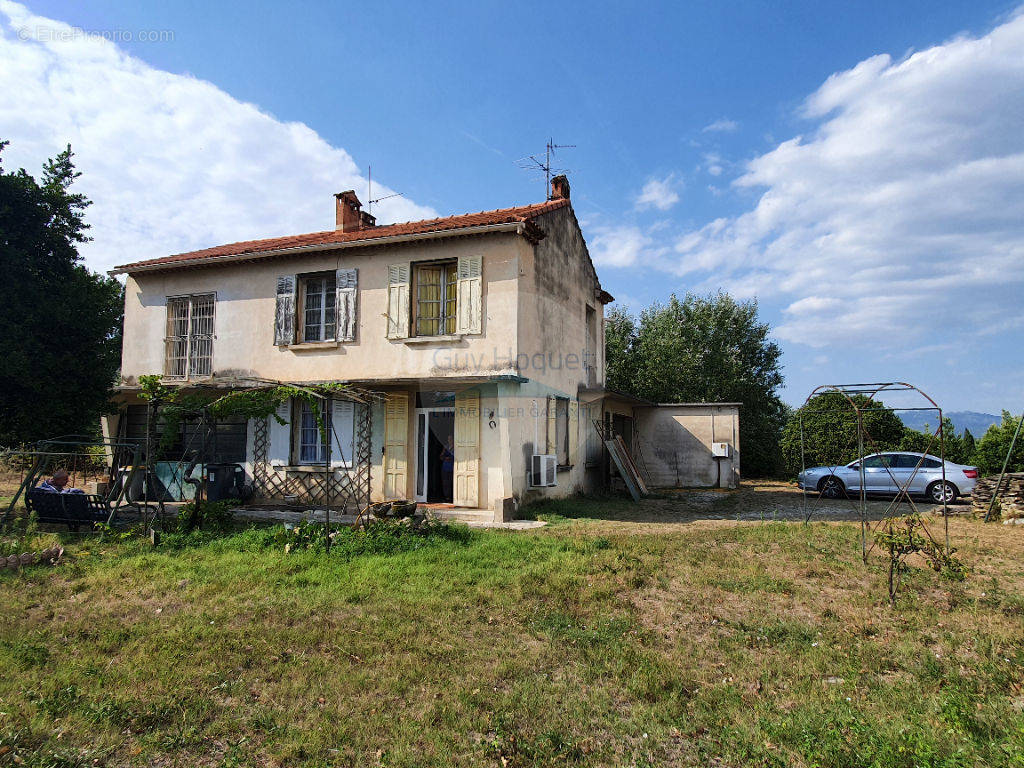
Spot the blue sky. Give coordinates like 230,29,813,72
2,0,1023,413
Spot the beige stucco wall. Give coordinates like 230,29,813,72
634,404,741,488
365,381,592,513
120,233,526,384
516,206,605,397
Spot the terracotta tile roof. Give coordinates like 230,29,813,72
113,198,571,273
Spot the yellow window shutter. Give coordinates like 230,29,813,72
386,264,410,339
568,399,579,465
454,390,480,507
383,393,409,498
546,395,557,455
456,255,482,335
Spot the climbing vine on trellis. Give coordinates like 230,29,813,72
138,375,349,450
136,376,354,530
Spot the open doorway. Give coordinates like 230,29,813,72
414,408,455,503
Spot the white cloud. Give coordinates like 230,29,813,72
0,1,436,274
671,10,1024,349
634,175,681,211
703,152,725,177
702,118,739,133
588,224,655,268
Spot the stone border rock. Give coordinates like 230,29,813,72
3,546,64,570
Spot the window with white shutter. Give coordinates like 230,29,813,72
403,255,483,338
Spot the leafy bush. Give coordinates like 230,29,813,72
972,411,1024,475
174,498,238,533
275,518,472,558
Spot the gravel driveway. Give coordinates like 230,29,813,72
600,480,968,524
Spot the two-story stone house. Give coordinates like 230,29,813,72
108,176,637,521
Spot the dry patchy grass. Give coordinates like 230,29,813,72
0,487,1022,767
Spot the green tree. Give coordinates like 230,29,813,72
962,428,975,462
780,392,906,477
604,305,638,395
972,411,1024,475
898,418,966,464
605,292,786,477
0,141,123,446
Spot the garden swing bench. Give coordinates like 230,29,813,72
2,435,141,530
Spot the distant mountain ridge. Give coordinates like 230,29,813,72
899,410,1000,436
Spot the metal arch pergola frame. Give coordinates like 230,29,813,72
798,382,951,562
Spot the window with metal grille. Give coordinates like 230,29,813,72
300,274,336,342
164,293,215,379
297,399,331,464
414,261,457,336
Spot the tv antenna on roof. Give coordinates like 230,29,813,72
366,165,404,215
516,138,575,199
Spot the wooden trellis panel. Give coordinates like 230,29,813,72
252,398,373,511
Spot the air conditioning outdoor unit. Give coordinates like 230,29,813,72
530,454,558,487
711,442,731,458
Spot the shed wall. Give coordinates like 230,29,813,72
634,405,740,488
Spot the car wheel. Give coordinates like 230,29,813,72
927,481,958,504
818,476,846,500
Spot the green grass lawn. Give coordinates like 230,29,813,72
0,499,1022,767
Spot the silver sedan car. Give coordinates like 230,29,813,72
797,452,978,503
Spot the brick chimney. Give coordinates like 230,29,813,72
335,190,365,232
550,174,570,201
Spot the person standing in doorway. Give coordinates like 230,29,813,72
440,434,455,503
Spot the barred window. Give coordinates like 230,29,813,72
414,261,457,336
164,293,215,379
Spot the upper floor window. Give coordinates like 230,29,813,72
300,273,337,342
386,255,482,340
165,293,215,379
274,269,358,347
414,261,457,336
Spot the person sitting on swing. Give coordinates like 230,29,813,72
36,469,85,494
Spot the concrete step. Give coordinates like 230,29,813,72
424,507,494,523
